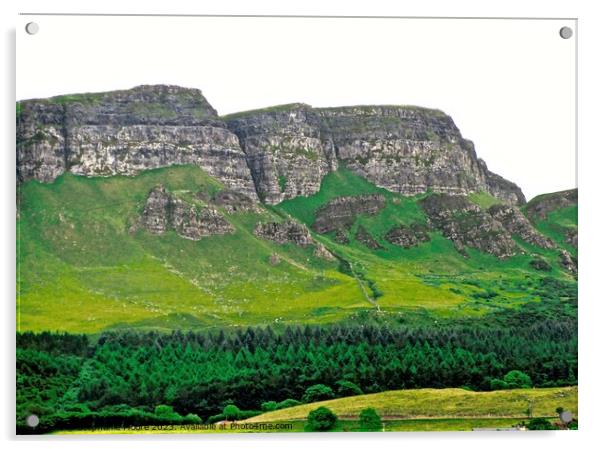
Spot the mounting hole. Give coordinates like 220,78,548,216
560,411,573,423
26,414,40,428
559,26,573,39
25,22,39,35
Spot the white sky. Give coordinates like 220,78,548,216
16,15,576,200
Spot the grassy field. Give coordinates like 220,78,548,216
246,386,577,422
17,165,577,332
54,387,576,434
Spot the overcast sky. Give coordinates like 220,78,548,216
17,15,576,200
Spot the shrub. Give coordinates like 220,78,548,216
306,407,338,431
526,417,555,430
183,413,202,424
359,408,381,431
503,370,532,388
223,404,241,421
261,401,278,412
336,380,364,397
303,384,335,403
489,379,509,390
154,405,181,420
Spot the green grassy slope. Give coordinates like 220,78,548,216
17,166,366,332
278,169,576,320
17,166,577,332
245,386,577,422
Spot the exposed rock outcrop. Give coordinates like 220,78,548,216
225,104,526,205
565,228,578,248
254,220,334,260
525,189,577,221
529,257,552,272
317,106,526,205
19,85,528,207
139,185,233,240
254,220,315,247
313,194,386,234
488,204,555,249
420,194,518,258
385,223,431,249
355,225,382,250
559,249,578,277
206,189,260,214
224,104,337,204
17,85,259,200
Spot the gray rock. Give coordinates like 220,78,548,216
225,104,337,204
488,204,556,249
318,106,526,205
355,225,382,250
254,220,315,247
525,189,577,221
139,185,233,240
420,194,518,258
19,86,527,207
565,228,578,247
254,220,335,260
559,249,578,277
17,85,258,201
313,194,386,234
385,223,431,248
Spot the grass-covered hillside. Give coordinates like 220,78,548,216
17,165,577,333
246,386,577,423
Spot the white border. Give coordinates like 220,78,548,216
2,1,601,449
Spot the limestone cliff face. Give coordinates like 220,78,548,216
317,106,525,205
18,85,526,207
225,103,525,205
224,104,337,204
17,85,258,200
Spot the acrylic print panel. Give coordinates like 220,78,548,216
16,15,577,434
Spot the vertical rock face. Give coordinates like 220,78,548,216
317,106,526,205
16,101,67,183
17,85,258,201
225,103,526,206
139,185,233,240
224,104,337,204
18,85,527,207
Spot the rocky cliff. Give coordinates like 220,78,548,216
224,103,526,206
139,185,234,240
224,104,337,204
17,85,258,200
316,106,525,205
18,85,526,206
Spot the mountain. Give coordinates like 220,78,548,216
16,85,577,333
18,85,523,204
